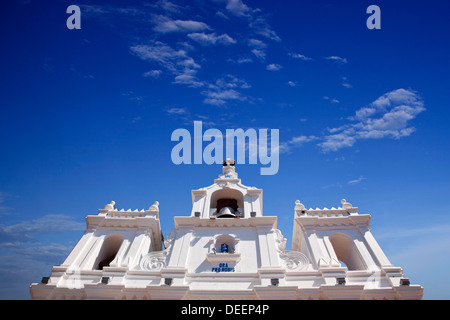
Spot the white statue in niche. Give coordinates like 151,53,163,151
221,243,229,253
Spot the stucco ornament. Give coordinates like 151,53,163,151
140,251,168,271
275,229,309,271
279,250,309,270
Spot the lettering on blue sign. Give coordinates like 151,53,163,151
212,263,235,272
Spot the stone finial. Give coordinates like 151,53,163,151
223,158,235,167
341,199,352,209
295,200,306,215
104,201,115,210
295,200,305,210
149,201,159,212
220,159,238,179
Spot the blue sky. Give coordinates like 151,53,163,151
1,0,450,299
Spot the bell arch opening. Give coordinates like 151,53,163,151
210,188,244,218
94,233,124,270
329,233,366,271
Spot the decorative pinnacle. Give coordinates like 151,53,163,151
295,200,305,210
295,200,306,215
104,201,115,210
341,199,353,209
149,201,159,211
220,159,238,179
222,158,235,167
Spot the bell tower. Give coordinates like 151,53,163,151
291,199,422,299
30,201,163,299
292,198,395,270
188,158,263,219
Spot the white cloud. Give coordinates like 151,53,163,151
319,89,425,152
236,57,253,64
202,98,226,106
251,49,266,60
130,41,190,69
325,56,348,64
224,0,280,41
225,0,251,17
165,107,188,115
212,74,251,89
279,135,318,154
248,38,267,49
248,38,268,59
152,15,210,33
287,81,296,87
319,130,356,152
248,15,281,41
202,88,246,106
132,40,253,104
201,74,251,106
289,136,318,145
341,76,352,88
173,74,204,87
123,1,280,106
143,69,162,78
152,0,183,14
289,52,312,61
0,214,84,243
215,10,230,20
347,176,366,184
130,41,204,88
266,63,282,71
323,96,340,104
187,32,236,46
81,4,150,27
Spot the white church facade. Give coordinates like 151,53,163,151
30,161,423,300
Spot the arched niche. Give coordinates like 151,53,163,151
94,233,124,270
214,234,237,254
329,233,366,271
206,234,241,263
